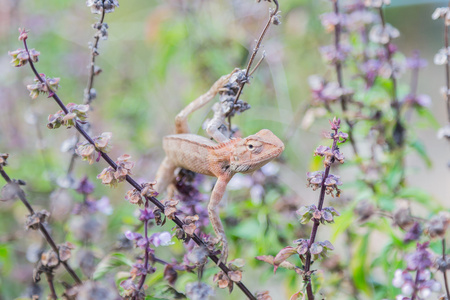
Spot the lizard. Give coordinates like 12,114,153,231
154,71,285,263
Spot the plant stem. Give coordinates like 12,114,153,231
445,2,450,123
304,132,338,300
67,4,107,176
227,0,279,131
22,38,256,300
442,239,450,299
333,0,358,156
136,199,150,295
0,165,82,284
45,272,58,300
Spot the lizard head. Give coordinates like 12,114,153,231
229,129,284,173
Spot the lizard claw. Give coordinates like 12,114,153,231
216,234,228,265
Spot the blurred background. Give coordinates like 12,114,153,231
0,0,449,299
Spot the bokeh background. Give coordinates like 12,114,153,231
0,0,449,299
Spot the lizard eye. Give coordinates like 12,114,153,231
247,144,254,150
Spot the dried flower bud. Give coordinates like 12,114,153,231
94,132,112,152
141,181,158,198
8,49,30,67
256,291,272,300
271,12,282,25
97,166,118,187
47,103,88,128
213,271,233,292
18,28,28,41
75,142,97,164
164,200,179,220
0,153,9,166
114,154,135,182
27,74,59,99
424,212,450,238
183,215,199,236
125,188,143,205
41,249,59,267
86,0,119,14
185,282,215,300
58,242,75,262
26,210,50,230
393,207,414,230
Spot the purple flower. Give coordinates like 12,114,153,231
124,231,142,241
149,232,173,247
308,75,342,104
406,52,427,70
139,207,155,221
76,176,95,194
96,196,113,215
402,94,431,108
404,222,422,243
319,44,352,65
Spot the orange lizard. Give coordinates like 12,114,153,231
154,71,284,263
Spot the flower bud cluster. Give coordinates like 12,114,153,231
393,243,440,299
296,205,340,224
47,103,89,129
8,48,40,67
27,74,60,99
97,154,135,188
75,132,112,164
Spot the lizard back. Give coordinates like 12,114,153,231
163,134,219,176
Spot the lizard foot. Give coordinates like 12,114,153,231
215,234,228,265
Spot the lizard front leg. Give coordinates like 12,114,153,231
208,175,232,264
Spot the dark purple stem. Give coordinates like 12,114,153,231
442,239,450,299
378,7,400,122
67,4,107,176
136,199,150,295
45,272,57,300
304,130,338,300
333,0,358,156
0,165,82,284
411,269,420,300
21,38,256,300
84,5,106,104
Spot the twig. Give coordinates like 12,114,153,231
227,0,279,130
442,239,450,299
45,272,58,300
304,133,339,300
67,5,108,176
0,165,82,284
446,1,450,123
136,199,150,295
21,38,257,300
333,0,358,156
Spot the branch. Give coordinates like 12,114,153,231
227,0,279,129
21,38,257,300
0,164,82,284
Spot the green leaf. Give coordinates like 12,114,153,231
397,187,434,207
93,253,134,280
416,107,440,129
350,233,372,296
409,139,432,167
331,208,355,242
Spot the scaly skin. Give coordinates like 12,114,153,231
154,72,284,263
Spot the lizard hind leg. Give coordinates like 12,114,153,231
154,156,177,196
